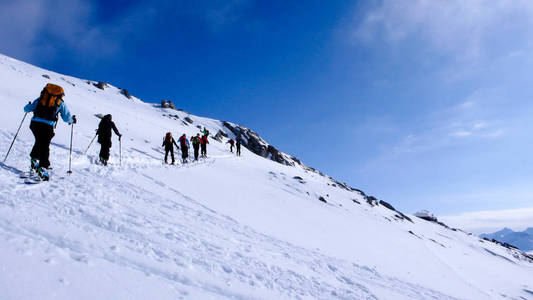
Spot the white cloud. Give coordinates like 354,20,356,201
355,0,533,62
441,207,533,234
473,122,486,130
0,0,47,59
0,0,250,63
450,130,471,138
0,0,120,62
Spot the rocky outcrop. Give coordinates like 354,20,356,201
415,210,438,222
121,89,132,99
161,100,176,109
481,237,533,263
366,196,378,206
379,200,413,223
94,81,107,90
414,210,454,228
221,121,309,168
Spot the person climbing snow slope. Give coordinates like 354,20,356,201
191,134,200,161
200,134,209,157
23,83,76,180
179,134,190,163
227,139,235,153
202,127,209,138
236,139,242,156
162,132,179,164
96,114,121,166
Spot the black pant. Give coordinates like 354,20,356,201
99,141,112,161
201,144,207,156
164,147,175,163
193,145,199,160
236,145,241,156
230,144,234,152
181,146,188,161
30,121,55,168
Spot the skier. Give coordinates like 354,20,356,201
162,132,179,164
96,114,121,166
178,134,190,163
236,139,242,156
191,134,201,161
227,139,235,153
200,134,209,157
202,127,210,138
23,83,76,180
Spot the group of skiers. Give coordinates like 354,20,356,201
227,138,241,156
162,129,210,164
20,84,123,179
16,83,243,180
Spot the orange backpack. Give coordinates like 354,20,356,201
40,84,64,107
34,84,65,121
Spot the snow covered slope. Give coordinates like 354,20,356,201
1,53,532,299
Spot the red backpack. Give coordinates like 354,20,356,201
164,132,172,143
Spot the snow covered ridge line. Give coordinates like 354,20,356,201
6,53,519,238
0,53,522,240
39,73,141,104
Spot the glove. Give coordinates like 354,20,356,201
72,115,77,124
119,134,122,141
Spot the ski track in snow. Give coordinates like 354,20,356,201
0,133,457,300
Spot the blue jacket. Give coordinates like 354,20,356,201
179,136,190,148
24,98,74,126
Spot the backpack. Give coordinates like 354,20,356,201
179,136,187,147
164,132,172,143
34,84,64,121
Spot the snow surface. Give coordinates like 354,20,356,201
1,53,533,299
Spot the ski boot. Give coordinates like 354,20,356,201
30,158,39,170
37,167,50,181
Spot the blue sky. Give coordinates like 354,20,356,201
2,0,533,231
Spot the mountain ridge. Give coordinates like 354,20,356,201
481,228,533,252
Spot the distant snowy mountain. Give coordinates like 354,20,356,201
480,228,533,252
1,53,533,299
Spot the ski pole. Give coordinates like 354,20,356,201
3,112,28,163
67,122,74,175
84,134,97,155
119,137,122,166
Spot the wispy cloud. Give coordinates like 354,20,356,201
354,0,533,63
0,0,251,63
389,92,506,155
441,207,533,234
346,1,533,158
0,0,120,62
